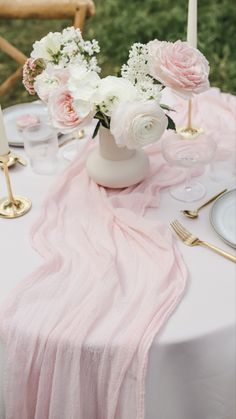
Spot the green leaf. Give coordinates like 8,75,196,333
103,113,110,128
94,111,110,129
160,103,175,112
92,120,101,139
167,116,176,130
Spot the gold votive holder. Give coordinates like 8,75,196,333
0,152,31,219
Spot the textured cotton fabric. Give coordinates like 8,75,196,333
0,88,234,419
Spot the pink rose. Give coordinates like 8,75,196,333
48,88,82,132
148,40,210,98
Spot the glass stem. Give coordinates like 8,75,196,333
185,168,192,192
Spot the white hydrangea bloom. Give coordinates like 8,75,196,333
31,32,62,62
94,76,138,116
68,64,100,117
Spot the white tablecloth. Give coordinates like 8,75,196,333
0,140,235,419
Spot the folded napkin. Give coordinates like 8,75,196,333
0,87,234,419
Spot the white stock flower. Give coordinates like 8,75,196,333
31,32,62,62
121,43,163,102
95,76,138,116
83,39,100,55
61,42,78,58
30,27,100,72
121,43,150,85
88,56,101,73
136,80,162,101
110,100,168,149
61,27,83,43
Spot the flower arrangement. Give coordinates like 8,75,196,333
23,27,210,150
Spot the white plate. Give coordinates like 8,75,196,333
210,189,236,248
3,101,49,147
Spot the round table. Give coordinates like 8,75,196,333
0,136,235,419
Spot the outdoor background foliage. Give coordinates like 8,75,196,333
0,0,235,108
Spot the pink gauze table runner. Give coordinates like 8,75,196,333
0,88,235,419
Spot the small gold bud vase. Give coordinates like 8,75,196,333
0,153,31,219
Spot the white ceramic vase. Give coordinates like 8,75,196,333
86,126,150,188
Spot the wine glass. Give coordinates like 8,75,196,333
162,131,217,202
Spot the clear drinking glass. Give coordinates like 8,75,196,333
22,123,59,175
162,131,217,202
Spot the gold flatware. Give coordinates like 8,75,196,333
170,219,236,263
59,129,85,148
181,189,227,219
77,129,85,139
59,137,76,148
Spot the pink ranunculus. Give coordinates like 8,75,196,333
148,40,210,98
22,58,45,95
48,88,82,132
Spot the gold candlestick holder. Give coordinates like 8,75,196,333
0,152,31,219
177,99,203,139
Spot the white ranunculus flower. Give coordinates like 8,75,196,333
31,32,62,62
110,100,168,149
94,76,138,116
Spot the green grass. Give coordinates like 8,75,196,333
0,0,235,108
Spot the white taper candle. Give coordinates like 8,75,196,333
187,0,197,48
0,105,10,156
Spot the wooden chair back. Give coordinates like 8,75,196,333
0,0,95,97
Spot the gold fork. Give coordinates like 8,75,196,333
170,220,236,263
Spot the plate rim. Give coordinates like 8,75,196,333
3,100,47,147
209,188,236,248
